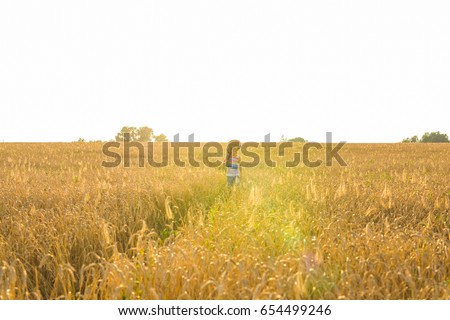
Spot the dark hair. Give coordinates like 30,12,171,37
226,140,241,167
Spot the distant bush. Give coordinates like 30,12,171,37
281,135,307,142
402,135,419,143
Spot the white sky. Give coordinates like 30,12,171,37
0,0,449,142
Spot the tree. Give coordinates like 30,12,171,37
137,126,154,142
114,126,165,142
420,131,449,143
115,127,138,142
154,134,168,142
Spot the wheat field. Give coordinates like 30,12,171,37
0,142,449,299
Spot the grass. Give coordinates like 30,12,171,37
0,142,449,299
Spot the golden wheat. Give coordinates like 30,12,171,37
0,142,449,299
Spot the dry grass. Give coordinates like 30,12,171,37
0,142,449,299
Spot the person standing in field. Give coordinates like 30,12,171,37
225,140,242,187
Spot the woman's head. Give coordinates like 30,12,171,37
226,140,241,155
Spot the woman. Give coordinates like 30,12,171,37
225,140,242,187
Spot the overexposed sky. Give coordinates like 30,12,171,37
0,0,449,142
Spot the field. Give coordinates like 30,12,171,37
0,142,449,299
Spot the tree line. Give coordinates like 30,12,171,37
78,130,449,143
402,131,449,143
